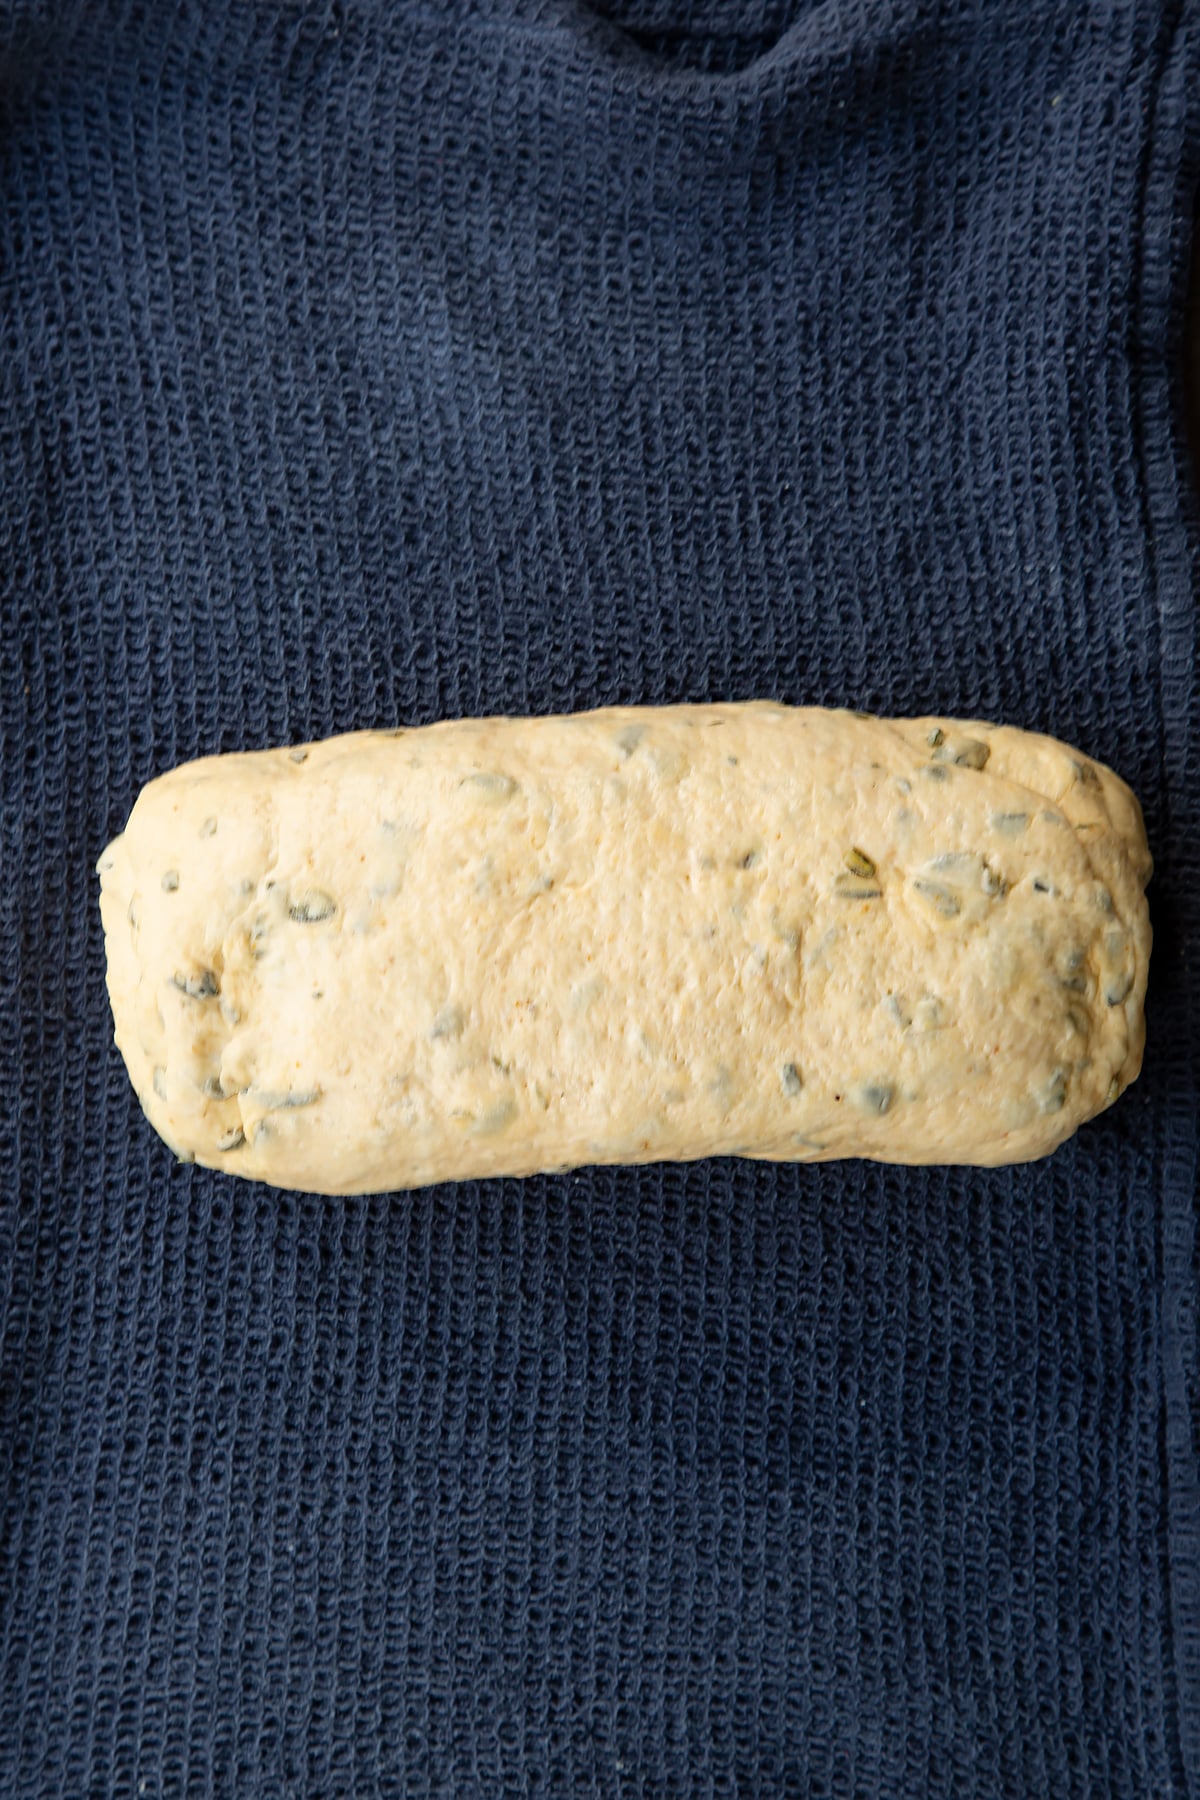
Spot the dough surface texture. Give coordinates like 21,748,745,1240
97,705,1152,1193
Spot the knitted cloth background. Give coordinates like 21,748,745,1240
2,2,1198,1794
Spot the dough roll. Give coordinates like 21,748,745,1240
97,704,1152,1192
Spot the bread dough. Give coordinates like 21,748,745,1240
97,704,1152,1193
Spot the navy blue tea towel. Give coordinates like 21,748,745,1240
2,2,1199,1794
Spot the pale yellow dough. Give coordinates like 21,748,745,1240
97,704,1152,1193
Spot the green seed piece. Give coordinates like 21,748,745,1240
431,1004,464,1040
929,851,976,873
845,847,876,880
615,725,645,757
952,739,990,770
912,879,961,918
152,1067,167,1101
927,727,945,747
991,811,1029,835
771,914,801,950
781,1062,803,1097
462,771,519,802
860,1081,895,1116
1061,946,1086,977
931,735,989,769
255,1086,320,1109
474,1098,518,1135
805,924,841,969
1105,972,1134,1006
289,748,308,764
1041,1070,1068,1113
161,869,179,892
920,763,949,782
171,969,219,999
200,816,217,838
289,890,336,924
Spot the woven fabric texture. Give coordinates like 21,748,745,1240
2,2,1199,1794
